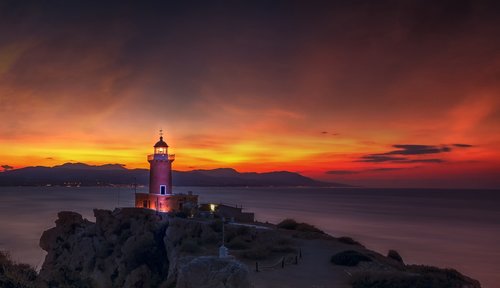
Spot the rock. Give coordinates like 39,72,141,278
40,211,92,251
387,249,404,264
39,208,170,288
163,218,221,285
176,256,251,288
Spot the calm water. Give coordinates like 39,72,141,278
0,187,499,288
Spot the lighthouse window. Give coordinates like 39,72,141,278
155,147,166,154
160,185,166,195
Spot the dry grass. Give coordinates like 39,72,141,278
0,251,38,288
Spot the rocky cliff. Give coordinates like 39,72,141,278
38,208,250,288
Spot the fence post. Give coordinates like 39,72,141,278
255,262,259,272
299,248,302,259
295,255,298,264
281,258,285,268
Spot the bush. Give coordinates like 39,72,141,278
277,219,324,234
337,236,363,246
0,251,38,288
277,219,298,230
331,250,372,266
209,220,223,232
175,211,188,218
295,223,324,234
242,246,271,260
226,237,250,250
407,265,480,287
236,225,250,236
350,266,481,288
387,249,404,264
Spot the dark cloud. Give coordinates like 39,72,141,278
358,154,445,163
399,159,444,163
1,165,13,171
358,155,407,163
369,168,407,172
453,143,474,148
326,167,408,175
357,144,459,163
325,170,359,175
385,145,451,155
320,131,339,136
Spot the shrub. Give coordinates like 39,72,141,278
277,219,324,234
387,249,404,264
350,267,481,288
236,225,250,236
406,265,480,287
242,246,271,260
277,219,298,230
226,237,250,250
338,236,363,246
209,220,223,232
0,250,38,288
295,222,324,234
175,211,188,218
331,250,372,266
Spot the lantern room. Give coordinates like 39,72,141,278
154,136,168,155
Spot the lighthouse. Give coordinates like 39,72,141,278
135,131,198,214
148,133,174,195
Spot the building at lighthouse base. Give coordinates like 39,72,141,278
135,192,198,214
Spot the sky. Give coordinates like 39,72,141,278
1,0,499,188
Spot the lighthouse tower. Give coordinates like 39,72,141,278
148,132,174,195
135,131,198,213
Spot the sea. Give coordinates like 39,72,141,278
0,187,498,288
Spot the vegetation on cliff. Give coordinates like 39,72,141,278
350,265,482,288
0,251,38,288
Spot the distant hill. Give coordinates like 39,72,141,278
0,163,349,187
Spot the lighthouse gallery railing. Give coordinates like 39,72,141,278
148,154,175,161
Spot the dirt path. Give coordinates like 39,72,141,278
248,239,352,288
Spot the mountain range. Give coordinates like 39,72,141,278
0,163,349,187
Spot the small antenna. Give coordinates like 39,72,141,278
222,218,225,245
219,217,228,258
159,128,163,137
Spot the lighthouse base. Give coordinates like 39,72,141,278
135,193,198,214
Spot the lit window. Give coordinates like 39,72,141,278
155,147,166,154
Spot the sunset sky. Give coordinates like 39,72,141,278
1,1,499,188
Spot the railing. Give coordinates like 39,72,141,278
255,249,302,272
147,154,176,161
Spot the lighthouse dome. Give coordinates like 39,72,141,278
154,136,169,148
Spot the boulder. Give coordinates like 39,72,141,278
39,208,170,288
176,256,251,288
